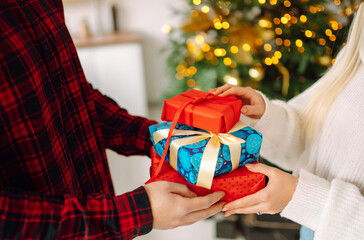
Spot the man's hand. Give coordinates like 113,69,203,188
144,181,225,229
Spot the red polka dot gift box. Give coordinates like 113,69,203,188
146,148,266,203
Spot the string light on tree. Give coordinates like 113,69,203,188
163,0,352,100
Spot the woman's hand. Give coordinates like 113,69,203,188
209,84,266,119
222,163,298,216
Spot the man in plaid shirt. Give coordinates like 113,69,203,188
0,0,225,239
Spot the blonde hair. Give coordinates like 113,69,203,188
303,3,364,140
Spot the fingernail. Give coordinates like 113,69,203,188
222,207,228,212
225,212,231,217
241,108,247,113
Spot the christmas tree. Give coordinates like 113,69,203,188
162,0,357,100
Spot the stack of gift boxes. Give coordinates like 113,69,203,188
146,89,266,203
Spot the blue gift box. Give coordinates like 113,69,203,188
149,121,262,186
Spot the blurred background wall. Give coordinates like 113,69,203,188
63,0,186,105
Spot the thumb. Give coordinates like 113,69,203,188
245,163,272,175
169,182,198,198
241,105,262,117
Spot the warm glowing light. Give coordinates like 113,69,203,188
334,0,341,6
275,28,283,35
300,15,307,23
332,58,336,64
264,43,272,51
331,21,339,30
195,35,205,45
325,29,332,36
201,44,210,52
281,17,288,24
298,47,304,53
295,39,303,47
175,73,184,80
222,8,230,15
258,19,268,28
189,66,197,75
249,68,260,78
222,22,230,29
214,22,222,29
205,52,213,60
283,39,291,46
182,68,190,76
221,36,229,44
176,64,184,72
317,5,324,11
230,46,239,54
291,16,297,24
329,35,336,41
318,38,326,45
305,30,313,38
221,49,227,56
225,75,238,85
161,24,172,34
214,48,226,57
270,0,277,5
258,0,266,4
242,43,251,51
264,57,273,65
187,79,196,87
201,6,210,13
273,18,280,25
272,56,279,64
213,18,221,24
284,14,291,21
276,38,283,46
284,0,291,7
223,57,232,66
193,0,201,5
274,51,282,59
255,38,263,46
309,6,317,14
214,48,223,56
187,44,196,51
190,10,199,17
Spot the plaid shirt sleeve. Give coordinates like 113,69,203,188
90,86,157,157
0,185,153,239
0,0,157,239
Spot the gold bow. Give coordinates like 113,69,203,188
153,121,247,189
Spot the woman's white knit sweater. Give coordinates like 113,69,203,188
246,48,364,239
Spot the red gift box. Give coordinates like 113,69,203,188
161,89,242,133
146,149,266,203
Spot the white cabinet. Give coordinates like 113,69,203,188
75,32,148,117
75,32,151,195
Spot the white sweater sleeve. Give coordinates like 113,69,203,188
282,169,364,240
250,87,315,171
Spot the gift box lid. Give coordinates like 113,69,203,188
161,89,242,133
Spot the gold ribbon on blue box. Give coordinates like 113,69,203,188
152,121,256,189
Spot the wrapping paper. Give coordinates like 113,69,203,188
146,149,266,203
149,121,263,188
161,89,242,133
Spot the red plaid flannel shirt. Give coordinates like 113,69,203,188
0,0,157,239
